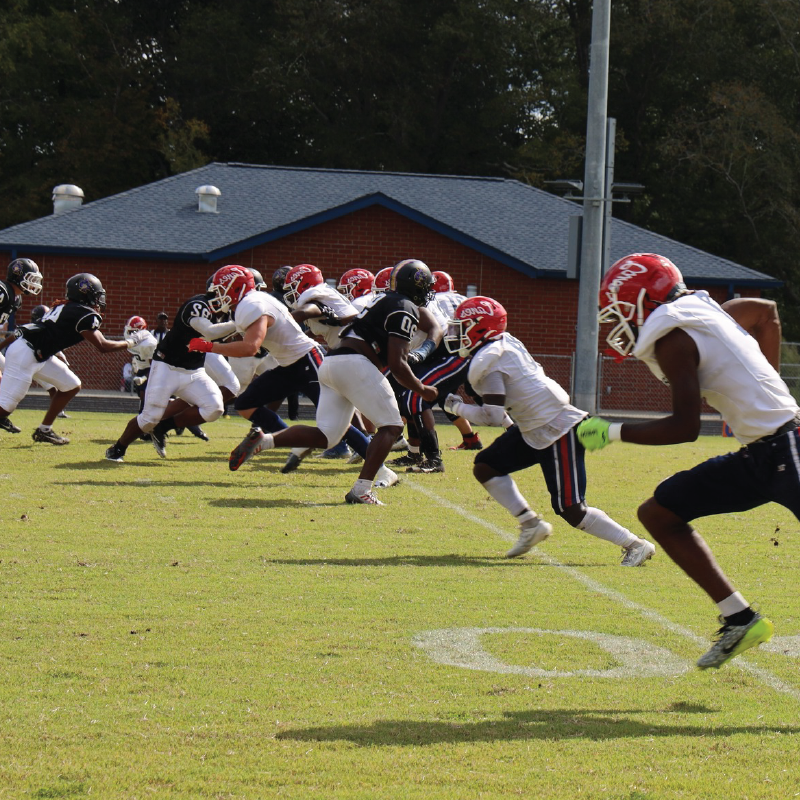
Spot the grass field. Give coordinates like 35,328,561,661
2,409,799,799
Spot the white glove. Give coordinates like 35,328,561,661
443,393,463,416
125,330,148,347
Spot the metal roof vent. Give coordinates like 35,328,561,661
195,185,221,213
52,184,85,215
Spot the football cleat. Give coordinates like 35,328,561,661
189,425,209,441
32,428,69,445
104,444,125,463
620,538,656,567
390,436,409,452
0,416,22,434
315,441,352,459
229,427,268,471
506,519,552,558
280,448,313,474
57,410,70,419
345,489,385,505
374,465,400,488
697,612,774,670
406,458,444,474
346,450,364,464
388,451,422,467
150,427,167,458
449,436,483,451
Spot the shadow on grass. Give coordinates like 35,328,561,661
277,707,798,746
261,554,537,567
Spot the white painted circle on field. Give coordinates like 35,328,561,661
412,627,691,678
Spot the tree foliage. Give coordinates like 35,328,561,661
1,0,799,334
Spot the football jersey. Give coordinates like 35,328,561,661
342,291,420,367
234,290,319,367
468,333,586,449
295,283,357,350
434,290,467,320
153,294,214,370
17,301,102,362
634,291,799,444
128,330,158,374
0,280,22,327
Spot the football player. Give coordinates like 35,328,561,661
190,265,381,485
430,271,483,452
0,258,43,434
442,295,655,564
104,272,240,461
1,273,131,444
577,252,799,670
226,258,439,505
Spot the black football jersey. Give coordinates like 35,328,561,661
0,280,22,327
153,294,213,370
342,292,420,367
18,302,102,362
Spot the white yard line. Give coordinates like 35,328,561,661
407,481,800,702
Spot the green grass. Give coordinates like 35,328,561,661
2,409,799,798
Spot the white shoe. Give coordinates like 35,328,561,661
621,538,656,567
506,519,552,558
374,465,399,488
390,436,409,452
346,451,364,464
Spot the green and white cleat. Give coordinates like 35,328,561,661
697,612,774,670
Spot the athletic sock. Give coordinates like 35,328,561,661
575,507,638,547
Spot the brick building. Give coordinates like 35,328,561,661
0,163,780,410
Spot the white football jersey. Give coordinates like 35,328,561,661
234,291,318,368
435,290,467,320
128,330,158,374
468,333,586,449
410,300,446,349
634,291,799,444
295,284,357,350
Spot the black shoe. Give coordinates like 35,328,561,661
388,452,422,467
105,444,125,462
407,458,445,473
188,425,209,441
0,416,21,434
151,427,167,458
174,427,185,436
32,427,69,445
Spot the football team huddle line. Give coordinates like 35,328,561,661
1,254,799,672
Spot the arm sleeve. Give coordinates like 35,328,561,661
453,403,507,427
189,316,238,341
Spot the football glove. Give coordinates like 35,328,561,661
188,338,214,353
125,329,148,347
577,417,612,451
443,393,463,416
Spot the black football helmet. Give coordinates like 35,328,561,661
31,304,50,323
249,268,267,291
272,265,292,295
66,273,106,311
7,258,43,296
389,259,435,306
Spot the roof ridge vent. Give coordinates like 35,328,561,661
52,184,84,215
196,185,221,213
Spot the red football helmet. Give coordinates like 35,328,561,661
284,263,324,307
124,315,147,338
599,253,686,359
432,271,454,293
445,296,508,357
337,268,374,301
374,267,393,293
207,265,255,314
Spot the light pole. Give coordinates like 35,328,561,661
572,0,611,414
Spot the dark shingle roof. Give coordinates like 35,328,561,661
0,162,778,286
